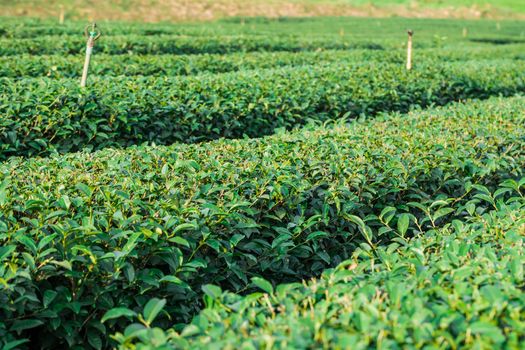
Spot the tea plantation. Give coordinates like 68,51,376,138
0,16,524,350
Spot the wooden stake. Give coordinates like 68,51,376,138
406,30,413,71
462,27,468,38
80,23,101,88
59,5,65,25
80,44,93,88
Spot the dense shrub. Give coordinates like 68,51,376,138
1,60,525,159
117,182,525,349
2,45,524,79
0,97,524,348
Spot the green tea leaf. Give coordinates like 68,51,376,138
397,214,410,236
306,231,328,241
0,245,15,262
10,319,44,332
251,277,274,294
2,339,29,350
159,275,189,288
201,284,222,299
43,290,58,308
169,236,190,248
143,298,166,325
174,223,198,234
101,307,137,323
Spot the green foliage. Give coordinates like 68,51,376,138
0,97,524,348
1,16,524,40
2,45,524,79
1,15,525,350
2,60,525,159
119,185,525,349
0,34,388,56
2,16,524,57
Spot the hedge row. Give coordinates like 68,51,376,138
118,183,525,349
2,45,524,79
0,50,389,78
0,22,209,38
0,34,387,56
1,97,524,348
2,59,525,159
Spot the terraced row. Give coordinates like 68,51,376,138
120,184,525,349
2,59,525,159
1,96,524,348
3,45,524,79
0,34,389,56
2,16,524,42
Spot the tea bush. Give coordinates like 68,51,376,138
116,181,525,349
2,60,525,159
0,34,388,56
2,45,524,79
0,97,524,348
2,14,525,350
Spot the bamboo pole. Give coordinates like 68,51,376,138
80,44,93,88
80,23,101,88
406,30,413,71
59,5,65,25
